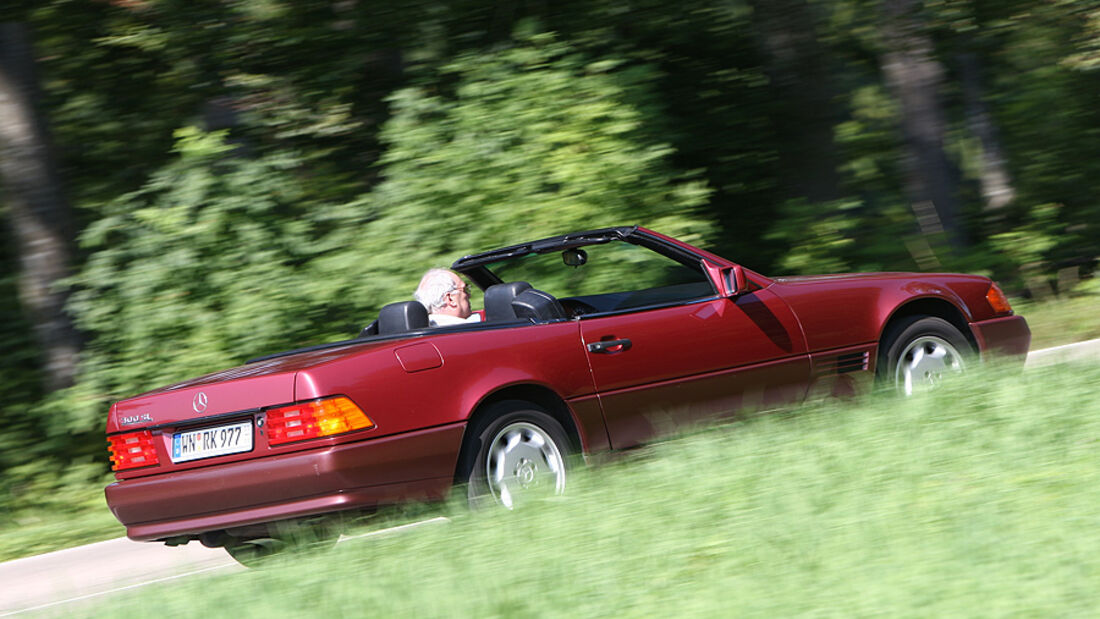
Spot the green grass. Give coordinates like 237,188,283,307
81,361,1100,617
0,472,124,562
1016,291,1100,349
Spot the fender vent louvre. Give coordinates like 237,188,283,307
815,351,870,376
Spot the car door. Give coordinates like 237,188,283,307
580,287,810,449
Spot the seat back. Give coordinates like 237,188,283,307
358,320,379,338
484,281,533,321
511,288,567,323
378,301,430,335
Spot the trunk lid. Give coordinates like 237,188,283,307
108,364,298,434
105,339,403,479
106,340,391,433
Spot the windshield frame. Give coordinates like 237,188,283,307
453,227,715,292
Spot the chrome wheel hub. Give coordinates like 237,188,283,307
895,335,965,396
486,422,565,509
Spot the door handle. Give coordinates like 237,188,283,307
587,338,632,354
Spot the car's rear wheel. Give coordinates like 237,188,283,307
224,537,285,567
879,316,972,395
458,402,572,510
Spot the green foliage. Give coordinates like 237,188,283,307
70,128,357,420
0,462,122,562
989,202,1061,272
760,49,932,276
767,198,862,274
1014,289,1100,350
318,32,713,307
1062,1,1100,71
0,230,45,473
976,1,1100,277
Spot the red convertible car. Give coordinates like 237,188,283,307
104,226,1029,562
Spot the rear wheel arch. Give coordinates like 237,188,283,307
455,384,582,482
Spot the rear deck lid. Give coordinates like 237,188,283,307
107,359,301,434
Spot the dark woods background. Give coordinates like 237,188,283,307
0,0,1098,505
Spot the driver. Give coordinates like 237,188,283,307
414,268,482,326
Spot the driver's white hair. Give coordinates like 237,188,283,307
415,268,459,312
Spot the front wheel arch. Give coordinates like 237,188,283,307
878,297,977,356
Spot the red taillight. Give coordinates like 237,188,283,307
108,431,160,471
986,283,1013,315
265,397,375,446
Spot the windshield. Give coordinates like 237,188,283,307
483,240,715,313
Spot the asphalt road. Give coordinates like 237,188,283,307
0,517,451,616
1023,336,1100,367
2,338,1098,616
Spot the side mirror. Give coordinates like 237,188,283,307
725,265,747,296
703,260,748,297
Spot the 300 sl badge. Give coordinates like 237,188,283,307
120,413,153,425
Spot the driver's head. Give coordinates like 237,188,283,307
415,268,471,318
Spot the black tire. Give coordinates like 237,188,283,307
224,537,285,567
878,316,972,395
456,401,573,510
221,517,341,567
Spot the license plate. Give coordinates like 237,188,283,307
171,420,253,463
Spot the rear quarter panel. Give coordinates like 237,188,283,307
293,321,607,451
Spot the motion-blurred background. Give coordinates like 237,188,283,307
0,1,1097,556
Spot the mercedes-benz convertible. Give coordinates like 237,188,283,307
104,226,1030,563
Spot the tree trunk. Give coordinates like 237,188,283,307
0,23,80,391
879,0,965,250
958,51,1016,216
751,0,841,203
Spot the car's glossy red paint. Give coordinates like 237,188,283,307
107,423,464,541
104,226,1030,546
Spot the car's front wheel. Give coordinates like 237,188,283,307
879,316,972,395
458,402,572,510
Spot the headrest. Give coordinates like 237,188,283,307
484,281,533,321
378,301,429,335
358,320,379,338
511,288,567,323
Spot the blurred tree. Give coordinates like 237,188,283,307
70,128,352,417
980,0,1100,280
317,30,713,305
0,23,80,391
1063,0,1100,71
0,225,44,475
878,0,963,250
751,0,842,204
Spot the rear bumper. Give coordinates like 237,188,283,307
105,422,466,541
970,314,1031,360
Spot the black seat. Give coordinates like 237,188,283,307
358,320,379,338
484,281,533,321
511,288,567,323
378,301,429,335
